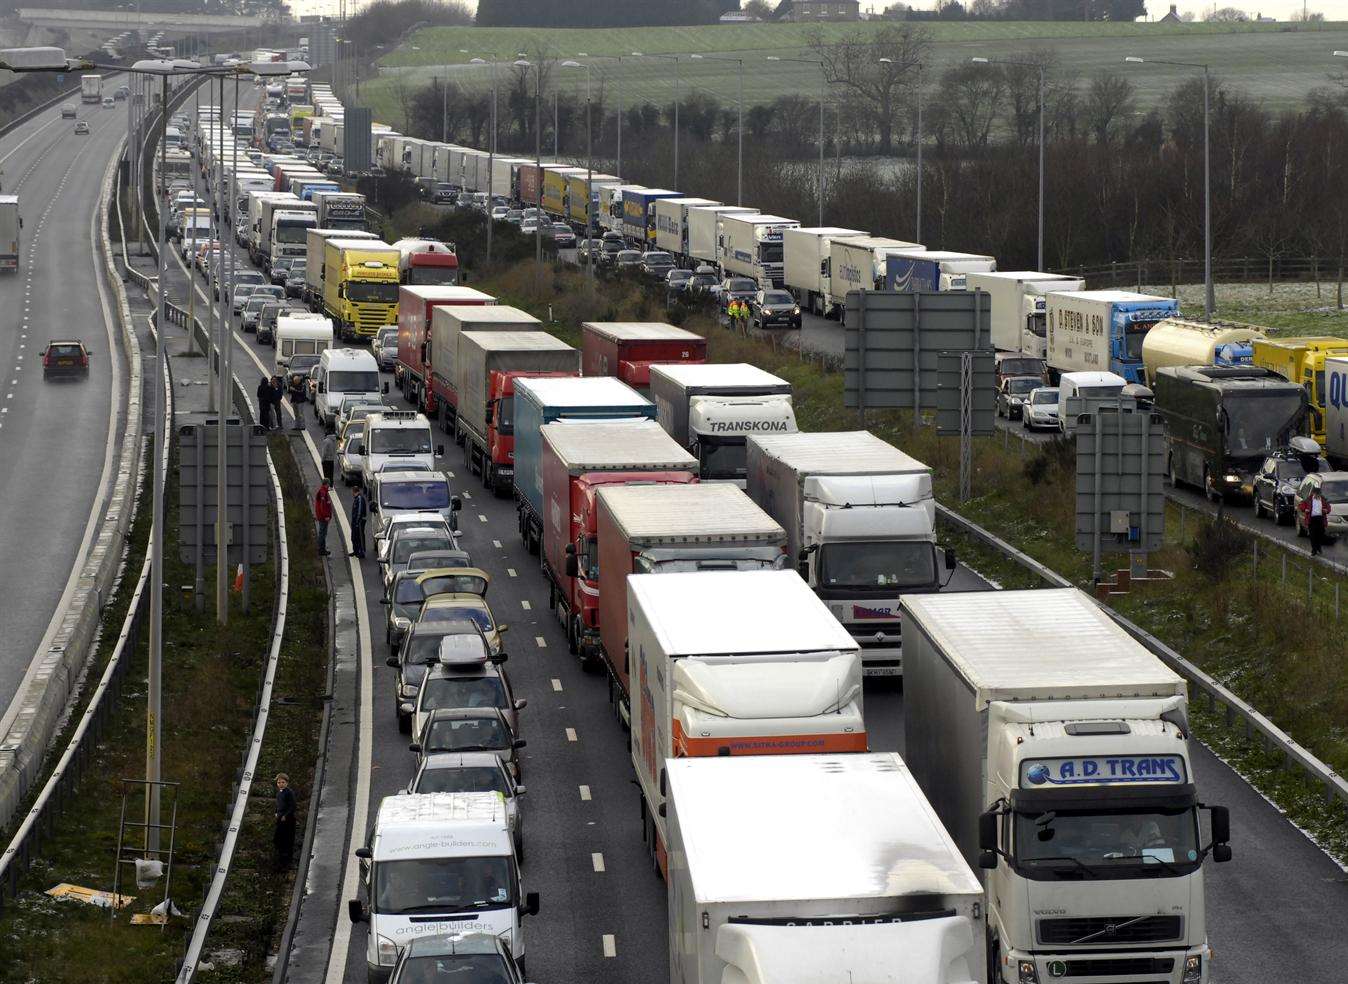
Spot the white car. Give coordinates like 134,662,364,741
1022,386,1060,430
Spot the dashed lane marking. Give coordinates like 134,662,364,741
579,784,591,800
507,568,517,577
535,636,546,648
602,935,617,958
551,678,562,692
565,727,577,742
478,513,488,523
492,539,502,548
592,853,605,873
521,599,531,611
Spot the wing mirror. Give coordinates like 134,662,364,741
347,899,368,923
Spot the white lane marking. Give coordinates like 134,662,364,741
478,513,487,523
551,678,562,692
461,490,472,499
520,599,531,611
506,568,517,578
591,852,605,873
565,727,577,742
579,784,591,801
492,539,502,548
535,635,546,648
602,935,617,958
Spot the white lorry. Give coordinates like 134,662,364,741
686,205,755,268
745,430,952,677
347,792,539,982
827,235,923,315
968,270,1085,361
267,204,319,270
1325,355,1348,462
782,225,867,317
628,569,865,872
652,196,719,262
1046,290,1180,385
649,363,797,487
716,212,799,287
667,753,986,984
80,74,102,104
901,588,1231,984
246,191,296,261
885,248,996,292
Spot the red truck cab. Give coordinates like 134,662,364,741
485,369,573,493
581,321,707,394
401,249,459,286
539,420,698,663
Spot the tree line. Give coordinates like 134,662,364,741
389,25,1348,276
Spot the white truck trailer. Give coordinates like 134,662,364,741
745,430,951,677
652,197,719,262
649,363,797,487
782,225,867,317
827,235,923,315
901,588,1232,984
0,196,20,272
717,212,799,287
1046,290,1179,385
686,205,755,268
968,270,1084,361
628,569,865,872
667,753,985,984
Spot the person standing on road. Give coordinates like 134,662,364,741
269,375,286,430
1300,487,1332,556
320,431,336,484
257,375,274,430
314,479,333,557
273,773,297,868
349,485,369,559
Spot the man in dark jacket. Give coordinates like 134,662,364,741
257,375,274,430
269,375,286,429
274,773,297,867
350,485,369,558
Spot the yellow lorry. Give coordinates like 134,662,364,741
565,171,618,227
542,165,585,220
1251,336,1348,445
322,239,400,341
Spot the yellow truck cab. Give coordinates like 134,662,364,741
322,239,400,341
1252,336,1348,444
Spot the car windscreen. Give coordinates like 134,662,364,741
415,765,508,796
425,716,509,752
327,370,379,392
762,291,793,305
422,675,506,712
289,355,320,372
381,480,451,510
1007,377,1039,394
369,427,432,455
1030,390,1058,405
728,279,756,292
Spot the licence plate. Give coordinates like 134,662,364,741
57,359,73,366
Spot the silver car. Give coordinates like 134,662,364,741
1022,386,1060,430
406,752,526,856
372,326,398,371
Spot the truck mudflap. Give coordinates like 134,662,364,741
1001,945,1205,984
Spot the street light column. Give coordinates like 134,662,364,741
1203,66,1212,320
1037,65,1045,272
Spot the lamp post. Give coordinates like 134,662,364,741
972,56,1045,271
631,52,680,189
879,56,923,243
563,60,594,285
515,58,543,282
468,55,500,266
767,55,826,227
1126,56,1211,319
688,53,743,206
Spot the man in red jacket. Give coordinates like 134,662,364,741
314,479,334,557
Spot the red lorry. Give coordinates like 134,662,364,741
392,237,460,287
517,163,543,208
453,330,580,496
539,420,698,664
395,285,495,414
580,321,707,393
594,482,787,722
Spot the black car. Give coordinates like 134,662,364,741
433,182,458,204
666,268,693,297
42,340,90,378
686,266,719,296
1252,439,1328,526
613,249,643,271
750,288,802,330
410,707,526,781
640,251,675,279
996,375,1041,420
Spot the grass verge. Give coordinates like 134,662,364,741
0,439,279,983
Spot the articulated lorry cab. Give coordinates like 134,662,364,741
782,225,868,317
970,270,1084,361
268,206,318,271
629,569,865,875
885,249,995,292
580,321,706,394
539,420,697,665
901,588,1231,984
595,482,786,723
312,190,367,232
1047,290,1180,385
454,331,579,496
392,237,459,287
650,363,797,487
717,212,799,288
667,753,985,984
746,430,951,677
512,376,654,556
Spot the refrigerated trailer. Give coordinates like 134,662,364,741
580,321,706,394
782,225,867,317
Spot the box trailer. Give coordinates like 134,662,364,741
782,226,868,317
686,205,756,267
652,197,719,261
454,331,579,496
667,753,985,984
428,304,540,433
540,420,697,663
580,321,706,393
885,249,996,292
395,285,496,414
902,588,1231,984
304,228,378,308
595,483,786,719
628,570,864,872
827,235,923,314
0,196,20,271
622,187,680,245
1046,290,1180,384
967,270,1084,361
512,376,654,555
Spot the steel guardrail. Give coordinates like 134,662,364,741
936,502,1348,812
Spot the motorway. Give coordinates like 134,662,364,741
0,90,128,733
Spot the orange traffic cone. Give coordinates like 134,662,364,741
232,564,244,594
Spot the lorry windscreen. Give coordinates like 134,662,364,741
276,220,316,243
374,856,514,914
1225,393,1304,456
699,437,747,482
348,281,400,304
818,541,936,590
1014,805,1199,879
759,243,783,264
406,266,456,286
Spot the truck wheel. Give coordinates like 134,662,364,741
986,932,1001,984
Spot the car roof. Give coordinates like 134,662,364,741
48,339,85,346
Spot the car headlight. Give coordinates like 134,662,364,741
1018,959,1039,984
1224,473,1240,483
393,616,410,631
376,934,399,966
792,306,801,315
1183,953,1203,983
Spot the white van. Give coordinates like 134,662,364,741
316,347,385,430
348,792,539,983
1057,370,1127,434
275,313,333,372
359,410,442,488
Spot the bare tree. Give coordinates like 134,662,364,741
1086,71,1137,145
937,62,1006,154
1001,51,1057,150
1204,6,1249,21
807,24,930,154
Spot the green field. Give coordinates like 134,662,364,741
363,18,1348,129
